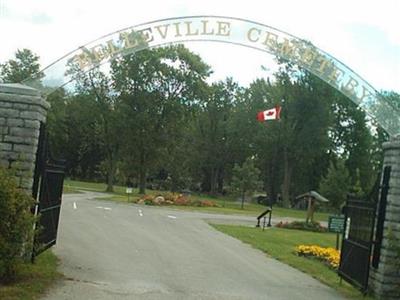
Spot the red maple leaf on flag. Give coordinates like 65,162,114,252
257,105,281,122
266,111,274,116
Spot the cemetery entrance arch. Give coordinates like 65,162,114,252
9,16,400,299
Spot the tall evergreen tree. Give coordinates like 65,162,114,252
231,157,261,209
0,49,43,84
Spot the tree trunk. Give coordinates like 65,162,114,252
106,172,114,192
139,168,146,194
105,150,114,192
217,167,224,194
282,148,292,208
266,163,277,206
170,179,177,193
201,169,211,192
210,168,218,195
241,190,245,209
138,151,146,194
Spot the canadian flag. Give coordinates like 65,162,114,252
257,106,282,122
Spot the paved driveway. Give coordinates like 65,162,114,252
42,192,344,300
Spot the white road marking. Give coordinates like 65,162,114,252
138,209,143,217
96,206,111,211
73,202,77,209
167,215,177,219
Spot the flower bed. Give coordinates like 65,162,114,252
276,220,327,232
295,245,340,269
136,193,218,207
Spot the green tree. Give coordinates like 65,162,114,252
226,69,333,207
256,68,332,207
66,64,122,192
112,45,210,194
0,49,43,84
46,91,106,180
192,78,238,194
330,94,375,194
241,78,282,202
231,157,261,209
319,160,351,211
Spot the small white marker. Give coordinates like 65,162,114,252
167,215,177,219
96,206,104,209
73,202,77,209
138,209,143,217
104,207,112,211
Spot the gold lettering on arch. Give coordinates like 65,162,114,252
247,27,261,42
185,21,199,36
280,38,296,58
216,21,231,36
50,17,399,137
155,24,170,39
201,20,215,35
342,76,359,98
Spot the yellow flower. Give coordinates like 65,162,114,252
295,244,340,269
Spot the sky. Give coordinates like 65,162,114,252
0,0,399,92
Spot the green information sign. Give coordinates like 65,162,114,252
328,215,345,233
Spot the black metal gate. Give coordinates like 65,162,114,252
31,123,66,261
338,197,376,292
338,167,391,293
372,166,391,269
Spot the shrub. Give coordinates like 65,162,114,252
139,194,154,205
144,199,154,205
0,167,36,283
200,200,218,207
128,197,139,203
275,221,327,232
174,195,190,206
162,192,177,202
191,200,202,207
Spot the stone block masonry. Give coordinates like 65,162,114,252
0,83,49,193
369,137,400,300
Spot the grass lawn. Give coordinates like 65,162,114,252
0,251,61,300
211,225,373,299
63,179,332,222
63,179,113,194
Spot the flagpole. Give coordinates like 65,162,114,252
257,102,284,225
277,99,284,207
268,104,283,224
262,116,273,226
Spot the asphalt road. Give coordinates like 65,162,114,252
42,192,344,300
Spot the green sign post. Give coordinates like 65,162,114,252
328,215,345,250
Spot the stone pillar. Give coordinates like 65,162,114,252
0,83,49,194
369,137,400,299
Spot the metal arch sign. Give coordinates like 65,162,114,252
23,16,400,137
